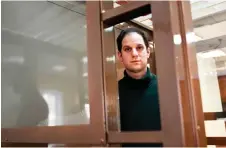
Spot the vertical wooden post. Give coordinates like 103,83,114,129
152,1,186,146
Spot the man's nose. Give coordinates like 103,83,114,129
131,48,138,56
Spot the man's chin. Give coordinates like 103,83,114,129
126,67,145,73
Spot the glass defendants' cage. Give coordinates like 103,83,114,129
2,1,226,147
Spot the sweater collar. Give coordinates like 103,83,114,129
123,67,152,89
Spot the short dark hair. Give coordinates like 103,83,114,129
116,27,149,52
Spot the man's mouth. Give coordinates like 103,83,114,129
131,60,141,63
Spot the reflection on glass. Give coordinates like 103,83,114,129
1,1,89,127
196,49,226,137
190,0,226,138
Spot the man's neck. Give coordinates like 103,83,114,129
126,67,147,79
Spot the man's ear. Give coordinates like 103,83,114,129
147,47,151,58
117,50,123,62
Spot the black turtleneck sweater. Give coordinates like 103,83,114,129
118,68,162,147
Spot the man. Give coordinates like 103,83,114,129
117,28,162,147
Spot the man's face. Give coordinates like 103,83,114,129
118,32,150,73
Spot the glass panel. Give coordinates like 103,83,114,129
190,0,226,138
2,1,89,127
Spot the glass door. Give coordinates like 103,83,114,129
100,1,206,147
1,1,106,146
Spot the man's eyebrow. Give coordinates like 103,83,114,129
122,45,131,48
137,44,143,46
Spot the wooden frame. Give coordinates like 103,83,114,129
204,112,226,120
2,1,225,147
207,137,226,146
102,1,150,28
151,1,193,146
178,1,226,146
1,1,106,145
101,1,208,147
108,131,163,143
101,0,164,145
176,1,207,146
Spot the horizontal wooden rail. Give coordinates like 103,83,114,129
204,112,226,120
102,1,151,27
1,125,101,144
108,131,163,143
207,137,226,146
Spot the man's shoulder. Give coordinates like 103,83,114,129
149,73,159,94
151,73,158,82
118,77,125,86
